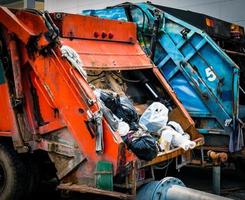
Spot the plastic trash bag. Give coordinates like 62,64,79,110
159,127,173,151
159,126,196,151
139,102,169,133
167,121,184,134
172,131,196,151
123,129,158,161
114,96,139,126
98,89,119,112
168,121,190,140
95,89,139,129
100,103,119,131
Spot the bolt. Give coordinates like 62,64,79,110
94,32,99,38
78,108,84,114
55,13,62,20
129,36,134,43
108,33,114,39
101,32,107,38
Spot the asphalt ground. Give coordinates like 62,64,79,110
35,165,245,200
174,166,245,200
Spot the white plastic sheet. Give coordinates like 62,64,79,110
159,126,196,151
159,127,173,151
139,102,169,133
168,121,184,134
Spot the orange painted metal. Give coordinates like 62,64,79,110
9,39,23,99
0,7,49,49
30,51,125,172
0,131,12,137
0,84,14,131
2,6,133,173
39,120,66,135
53,14,152,71
0,83,24,148
53,13,137,43
61,38,153,70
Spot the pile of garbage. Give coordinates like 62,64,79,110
95,89,196,161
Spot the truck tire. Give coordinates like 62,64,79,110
0,143,27,200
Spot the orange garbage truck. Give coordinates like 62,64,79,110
0,7,229,200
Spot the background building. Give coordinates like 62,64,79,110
0,0,44,10
0,0,244,27
44,0,245,28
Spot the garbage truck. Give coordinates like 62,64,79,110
82,2,245,156
0,6,231,200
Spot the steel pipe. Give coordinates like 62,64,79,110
166,185,229,200
137,177,231,200
213,166,221,195
207,150,228,195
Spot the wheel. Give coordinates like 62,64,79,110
0,143,27,200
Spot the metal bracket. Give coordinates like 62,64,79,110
39,139,77,157
176,150,191,170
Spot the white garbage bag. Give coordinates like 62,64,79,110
168,121,184,134
139,102,169,133
117,121,130,137
159,127,173,151
168,121,190,140
159,126,196,151
171,130,196,151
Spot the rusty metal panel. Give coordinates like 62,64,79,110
57,183,134,199
139,137,204,168
52,13,137,43
61,38,153,70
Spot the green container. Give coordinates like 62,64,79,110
95,161,113,191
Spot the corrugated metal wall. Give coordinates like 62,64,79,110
44,0,245,27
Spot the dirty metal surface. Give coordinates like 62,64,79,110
52,13,137,43
57,183,134,200
61,38,153,71
139,137,204,168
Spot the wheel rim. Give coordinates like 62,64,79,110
0,161,6,193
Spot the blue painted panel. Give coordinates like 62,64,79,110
82,7,128,21
170,73,209,113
